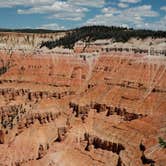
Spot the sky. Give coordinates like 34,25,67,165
0,0,166,30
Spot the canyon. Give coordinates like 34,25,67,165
0,30,165,166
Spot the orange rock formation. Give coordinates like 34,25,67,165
0,35,165,166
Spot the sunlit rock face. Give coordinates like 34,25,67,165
0,32,165,166
0,32,66,50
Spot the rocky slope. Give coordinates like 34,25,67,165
0,31,66,50
0,31,165,166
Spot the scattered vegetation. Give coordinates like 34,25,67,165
0,60,12,76
40,25,166,49
0,66,8,75
159,137,166,148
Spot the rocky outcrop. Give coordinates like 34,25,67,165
0,130,4,144
0,104,28,130
69,102,90,118
106,106,146,121
0,102,61,143
0,32,66,50
0,88,75,102
70,102,146,121
37,144,49,160
93,103,108,113
84,133,125,155
18,112,61,130
139,142,155,165
0,104,31,143
74,38,166,56
56,127,68,142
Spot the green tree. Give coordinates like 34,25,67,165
159,137,166,148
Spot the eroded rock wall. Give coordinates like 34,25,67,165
0,32,65,50
0,47,165,166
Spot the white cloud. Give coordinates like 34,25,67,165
102,7,120,14
0,0,105,8
0,0,165,31
160,6,166,12
37,23,65,30
0,0,54,8
0,0,105,21
17,1,88,21
86,5,162,30
118,3,129,8
68,0,105,8
130,15,166,31
120,0,141,4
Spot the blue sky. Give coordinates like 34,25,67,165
0,0,166,30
